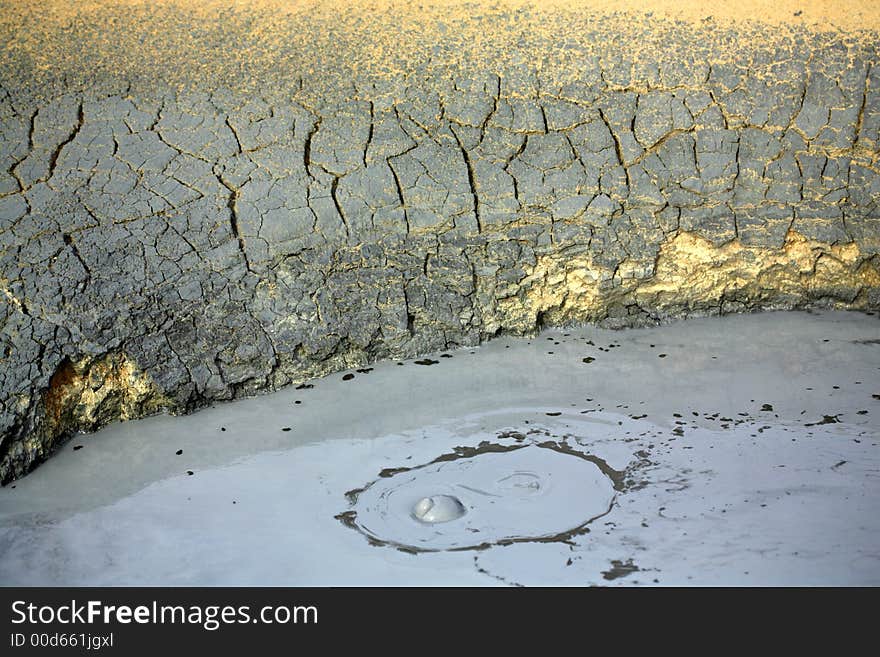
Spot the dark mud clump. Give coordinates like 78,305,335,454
602,559,640,581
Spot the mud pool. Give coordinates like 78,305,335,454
1,310,878,586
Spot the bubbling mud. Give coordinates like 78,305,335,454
412,495,467,523
340,440,618,552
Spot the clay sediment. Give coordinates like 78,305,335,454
1,1,879,481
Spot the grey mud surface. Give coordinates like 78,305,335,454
1,3,880,481
0,311,878,586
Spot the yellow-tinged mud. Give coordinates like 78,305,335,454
36,354,170,455
491,231,880,331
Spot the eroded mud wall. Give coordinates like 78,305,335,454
1,1,879,481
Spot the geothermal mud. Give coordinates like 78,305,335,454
1,1,879,481
0,311,877,585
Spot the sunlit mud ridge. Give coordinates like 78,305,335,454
489,230,880,331
1,1,880,482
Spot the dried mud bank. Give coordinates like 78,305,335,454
1,2,880,481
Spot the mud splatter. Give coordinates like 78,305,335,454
602,559,641,581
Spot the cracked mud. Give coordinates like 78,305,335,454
1,1,880,482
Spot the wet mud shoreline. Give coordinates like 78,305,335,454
1,311,877,585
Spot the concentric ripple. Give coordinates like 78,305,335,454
339,442,618,552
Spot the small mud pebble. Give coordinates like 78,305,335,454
73,445,83,451
296,383,314,390
805,415,841,426
176,449,183,455
342,373,355,381
415,358,439,366
282,427,292,432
